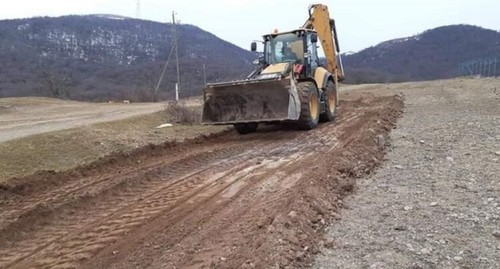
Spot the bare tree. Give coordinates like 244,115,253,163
38,70,71,99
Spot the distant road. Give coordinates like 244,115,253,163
0,97,164,143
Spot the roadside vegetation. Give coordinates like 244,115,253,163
0,109,226,181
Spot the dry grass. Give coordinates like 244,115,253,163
0,110,227,181
164,101,202,124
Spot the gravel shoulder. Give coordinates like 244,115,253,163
314,78,500,268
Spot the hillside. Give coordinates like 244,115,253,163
343,25,500,84
0,15,255,101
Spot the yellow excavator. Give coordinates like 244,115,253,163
202,4,344,134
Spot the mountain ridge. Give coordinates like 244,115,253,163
342,24,500,83
0,16,499,100
0,15,254,101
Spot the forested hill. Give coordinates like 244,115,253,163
0,15,255,101
343,25,500,84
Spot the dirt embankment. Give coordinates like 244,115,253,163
0,95,403,268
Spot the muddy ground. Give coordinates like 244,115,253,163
0,92,402,268
0,78,497,268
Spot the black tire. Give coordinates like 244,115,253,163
297,81,320,130
234,122,258,134
320,80,337,122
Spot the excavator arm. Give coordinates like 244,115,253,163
303,4,345,81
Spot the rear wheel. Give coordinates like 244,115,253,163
234,122,258,134
297,82,320,130
320,80,337,122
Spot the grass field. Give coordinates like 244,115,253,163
0,109,227,180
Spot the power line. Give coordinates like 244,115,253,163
154,40,176,100
172,11,181,99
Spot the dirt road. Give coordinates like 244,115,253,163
0,97,164,143
0,95,402,268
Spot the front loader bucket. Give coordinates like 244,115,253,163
202,78,300,125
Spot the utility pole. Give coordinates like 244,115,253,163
172,11,181,101
203,64,207,85
135,0,141,18
488,59,492,77
494,57,497,78
479,61,482,76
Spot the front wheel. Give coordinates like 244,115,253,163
296,82,320,130
320,80,337,122
234,122,258,134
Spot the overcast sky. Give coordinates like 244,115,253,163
1,0,499,52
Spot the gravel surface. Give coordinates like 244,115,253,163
315,79,500,269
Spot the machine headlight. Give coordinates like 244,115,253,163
258,73,281,80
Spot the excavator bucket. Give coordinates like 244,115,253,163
202,77,301,124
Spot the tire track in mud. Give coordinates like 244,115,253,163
0,114,341,268
0,142,270,268
0,143,240,234
0,96,402,269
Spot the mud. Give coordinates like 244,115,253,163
0,95,403,268
202,79,294,123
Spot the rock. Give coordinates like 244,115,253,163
394,225,408,231
376,134,386,147
439,239,446,244
220,257,227,261
404,206,414,211
495,151,500,156
419,140,425,144
370,262,387,268
153,245,161,249
241,261,256,269
324,239,335,249
446,156,454,162
112,250,119,255
453,256,463,261
394,165,405,170
421,248,431,255
430,202,438,207
288,211,298,218
295,251,306,261
492,231,500,238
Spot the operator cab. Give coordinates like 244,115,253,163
251,29,320,79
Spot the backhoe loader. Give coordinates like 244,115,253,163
202,4,345,134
